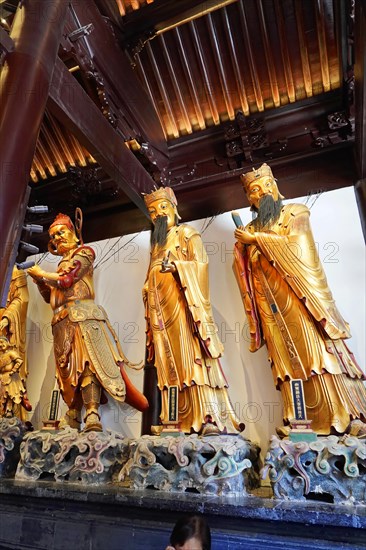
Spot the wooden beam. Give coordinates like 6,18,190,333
70,0,168,169
354,0,366,179
48,58,155,212
121,0,237,44
0,26,14,54
0,0,69,304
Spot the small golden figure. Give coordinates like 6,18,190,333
0,266,32,418
233,163,366,436
28,210,148,432
143,187,240,434
0,336,28,418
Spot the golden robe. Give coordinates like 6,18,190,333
37,246,147,412
0,268,29,386
144,224,239,433
0,351,26,417
233,203,366,434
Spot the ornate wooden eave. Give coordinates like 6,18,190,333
1,0,365,290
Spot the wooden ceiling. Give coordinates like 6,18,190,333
134,0,342,139
1,0,365,252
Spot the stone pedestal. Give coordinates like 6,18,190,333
120,433,261,495
263,434,366,504
16,427,130,484
13,428,260,494
0,417,29,478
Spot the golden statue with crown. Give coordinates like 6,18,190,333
143,187,240,434
233,163,366,437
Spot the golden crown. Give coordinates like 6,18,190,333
143,187,178,208
240,163,274,190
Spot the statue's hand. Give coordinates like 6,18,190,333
160,260,176,274
27,265,45,280
234,227,256,245
160,251,176,273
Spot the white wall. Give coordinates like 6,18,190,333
25,187,365,454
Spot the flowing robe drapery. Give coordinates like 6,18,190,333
0,268,29,419
0,350,26,417
233,203,366,434
0,268,29,383
144,224,239,433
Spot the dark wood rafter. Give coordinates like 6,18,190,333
221,7,250,116
315,0,331,92
354,0,366,239
68,0,168,168
354,0,366,179
160,34,192,134
120,0,238,46
295,0,313,98
257,0,280,107
145,41,179,138
48,58,155,212
206,13,235,119
190,20,220,125
274,0,296,103
174,27,206,131
238,1,264,112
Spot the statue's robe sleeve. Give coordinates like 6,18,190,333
233,242,263,352
253,204,350,340
172,225,224,360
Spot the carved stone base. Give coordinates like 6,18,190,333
16,427,130,484
119,433,261,495
263,434,366,504
0,417,30,478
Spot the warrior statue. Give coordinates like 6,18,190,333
28,210,148,432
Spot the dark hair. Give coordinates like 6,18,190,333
170,515,211,550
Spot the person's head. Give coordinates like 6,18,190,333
240,163,284,228
167,515,211,550
0,336,10,352
143,187,181,246
48,213,79,256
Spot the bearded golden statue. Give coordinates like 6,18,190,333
28,210,148,432
0,266,32,419
233,163,366,436
143,187,240,434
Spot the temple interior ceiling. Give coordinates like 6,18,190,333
1,0,364,247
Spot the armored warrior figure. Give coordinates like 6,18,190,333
28,211,148,431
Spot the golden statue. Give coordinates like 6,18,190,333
143,187,240,434
233,163,366,436
0,336,29,418
28,210,148,432
0,266,32,418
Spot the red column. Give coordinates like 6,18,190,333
0,0,69,301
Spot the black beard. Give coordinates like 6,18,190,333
151,215,168,247
252,195,283,229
